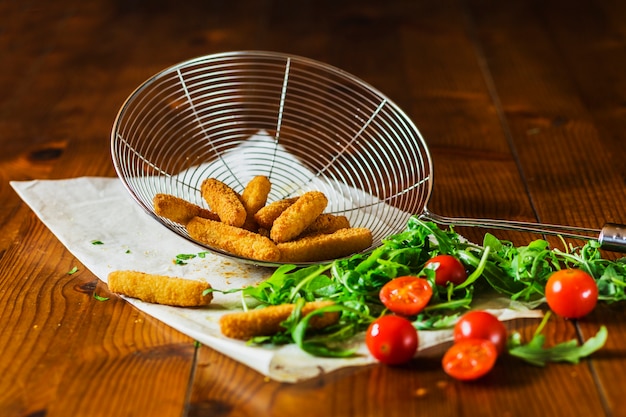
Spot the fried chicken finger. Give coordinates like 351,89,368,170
153,193,219,225
219,300,338,340
277,227,373,262
186,216,281,262
107,270,213,307
301,213,350,236
200,178,247,227
241,175,271,230
253,197,299,229
270,191,328,243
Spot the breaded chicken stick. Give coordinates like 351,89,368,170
300,213,350,236
153,193,219,225
254,197,299,230
186,216,281,262
241,175,271,231
270,191,328,243
219,300,338,340
277,227,373,263
107,270,213,307
200,178,247,227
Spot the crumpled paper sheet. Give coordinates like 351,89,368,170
10,177,542,383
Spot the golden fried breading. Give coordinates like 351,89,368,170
277,227,373,262
301,213,350,236
186,216,281,262
219,300,338,340
253,197,299,229
200,178,246,227
270,191,328,243
153,193,219,225
241,175,271,213
107,270,213,307
241,175,271,231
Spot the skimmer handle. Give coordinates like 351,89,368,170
421,210,626,252
598,223,626,252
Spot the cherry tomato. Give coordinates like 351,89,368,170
545,269,598,319
424,254,468,286
442,339,498,381
379,276,433,316
453,310,508,354
366,315,419,365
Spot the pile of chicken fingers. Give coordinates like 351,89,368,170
153,176,373,263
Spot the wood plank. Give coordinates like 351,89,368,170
538,1,626,415
468,0,625,231
0,3,200,416
0,214,195,417
469,0,626,416
394,1,542,248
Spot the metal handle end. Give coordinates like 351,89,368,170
599,223,626,252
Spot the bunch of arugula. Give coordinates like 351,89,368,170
223,216,622,361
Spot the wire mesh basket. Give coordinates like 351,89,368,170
111,50,433,265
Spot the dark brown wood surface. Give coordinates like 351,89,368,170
2,0,626,416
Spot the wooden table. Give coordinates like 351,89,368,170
2,0,626,416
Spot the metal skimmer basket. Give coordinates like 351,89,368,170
112,51,626,265
111,51,432,264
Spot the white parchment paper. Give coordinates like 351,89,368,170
10,174,542,382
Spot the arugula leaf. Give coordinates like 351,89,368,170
225,216,621,361
174,251,211,265
243,264,332,305
414,312,460,330
508,313,608,366
174,253,197,265
93,293,109,302
286,300,372,357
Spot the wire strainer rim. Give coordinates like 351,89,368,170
110,50,435,266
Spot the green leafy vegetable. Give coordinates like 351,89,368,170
288,299,367,357
93,293,109,302
225,216,623,359
67,266,79,275
174,253,197,265
174,251,211,265
242,264,333,306
508,313,608,366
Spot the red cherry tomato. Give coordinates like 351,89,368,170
424,254,468,286
379,276,433,316
442,339,498,381
453,310,508,354
545,269,598,319
366,315,419,365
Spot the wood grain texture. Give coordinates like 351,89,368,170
2,0,626,416
0,215,195,417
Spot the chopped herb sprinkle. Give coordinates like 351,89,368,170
93,293,109,302
174,252,209,265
